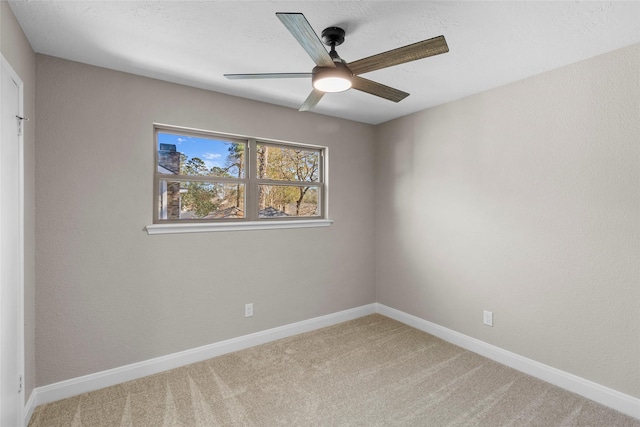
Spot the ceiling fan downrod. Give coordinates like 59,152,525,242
321,26,346,62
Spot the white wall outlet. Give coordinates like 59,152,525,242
245,303,254,318
483,310,493,327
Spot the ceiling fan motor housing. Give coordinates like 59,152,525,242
321,27,346,46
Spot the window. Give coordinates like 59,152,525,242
153,126,327,226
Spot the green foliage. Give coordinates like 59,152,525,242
179,157,235,218
182,182,219,217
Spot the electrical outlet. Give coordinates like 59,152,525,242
245,303,254,318
483,310,493,327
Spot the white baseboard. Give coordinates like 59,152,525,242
24,303,639,424
375,303,640,420
23,388,36,427
24,304,376,424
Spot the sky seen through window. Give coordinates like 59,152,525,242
158,132,234,171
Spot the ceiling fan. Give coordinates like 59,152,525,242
224,13,449,111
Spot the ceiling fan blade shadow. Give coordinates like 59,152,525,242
299,89,325,111
224,73,312,79
351,76,409,103
276,13,335,68
349,35,448,75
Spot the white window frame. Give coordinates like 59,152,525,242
146,124,332,235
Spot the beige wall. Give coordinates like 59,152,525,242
1,0,36,402
27,25,640,402
35,55,376,386
375,44,640,397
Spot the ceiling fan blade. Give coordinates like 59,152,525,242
276,13,335,68
224,73,312,80
348,35,448,75
351,76,409,103
299,89,325,111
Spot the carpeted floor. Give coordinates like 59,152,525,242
29,314,640,426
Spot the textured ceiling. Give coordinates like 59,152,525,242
9,1,640,125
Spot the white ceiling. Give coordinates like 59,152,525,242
9,1,640,125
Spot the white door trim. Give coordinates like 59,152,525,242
1,53,26,427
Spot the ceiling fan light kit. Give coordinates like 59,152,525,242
224,12,449,111
312,64,352,92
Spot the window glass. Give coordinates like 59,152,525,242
158,180,245,220
158,132,245,178
256,143,319,182
258,185,319,218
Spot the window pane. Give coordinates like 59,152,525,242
158,132,245,178
258,185,319,218
158,180,245,220
256,144,319,182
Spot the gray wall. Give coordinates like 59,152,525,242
1,0,36,402
35,55,376,386
375,44,640,397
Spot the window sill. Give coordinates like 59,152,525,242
145,219,333,235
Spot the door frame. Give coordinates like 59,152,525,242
1,52,26,427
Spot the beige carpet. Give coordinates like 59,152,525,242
29,314,640,426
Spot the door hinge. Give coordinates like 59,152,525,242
18,374,23,393
16,115,28,137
